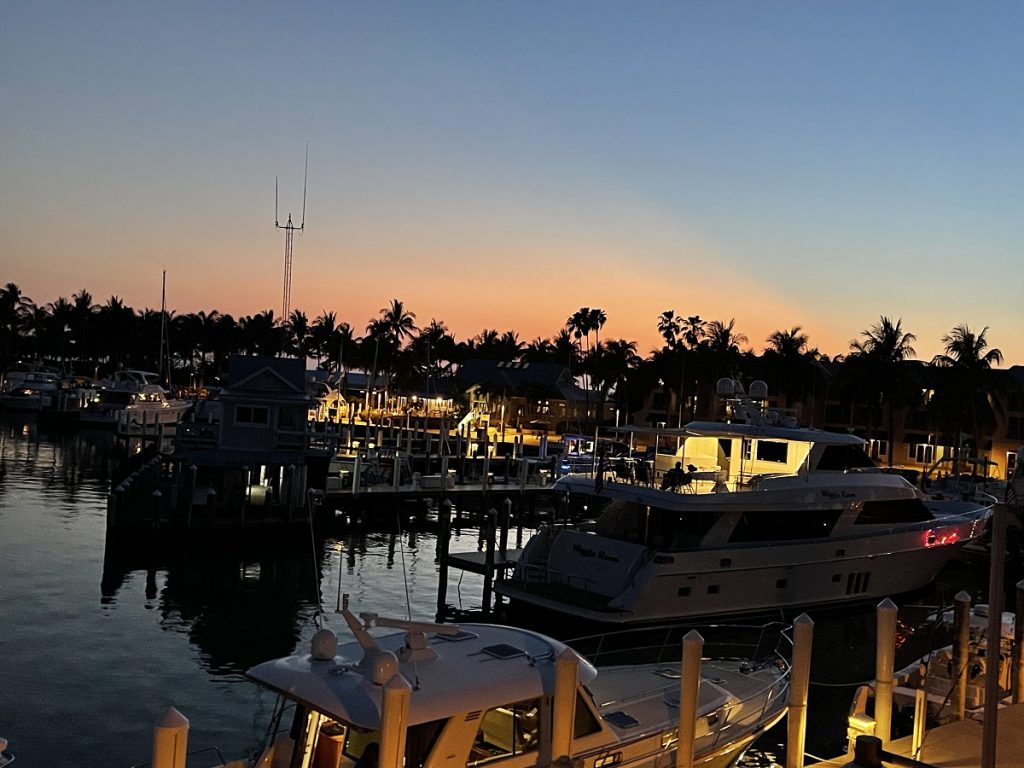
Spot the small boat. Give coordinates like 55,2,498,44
849,604,1014,736
240,602,791,768
80,370,187,429
497,379,993,624
0,366,62,412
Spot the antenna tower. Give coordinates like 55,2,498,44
275,143,308,320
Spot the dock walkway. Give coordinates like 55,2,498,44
811,702,1024,767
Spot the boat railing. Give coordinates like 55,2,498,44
570,624,792,760
571,621,792,671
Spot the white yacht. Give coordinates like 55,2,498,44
239,602,790,768
0,366,62,412
496,380,993,625
80,370,188,429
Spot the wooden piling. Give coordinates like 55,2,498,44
953,590,972,720
787,614,813,768
1015,580,1024,704
676,630,704,768
482,507,496,615
874,598,898,744
435,500,452,622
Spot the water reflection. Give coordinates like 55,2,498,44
102,533,324,675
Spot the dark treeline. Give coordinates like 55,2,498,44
0,282,1011,455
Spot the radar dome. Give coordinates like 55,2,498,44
371,650,400,684
748,380,769,399
716,378,738,396
310,628,338,660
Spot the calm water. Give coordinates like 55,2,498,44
0,417,1006,767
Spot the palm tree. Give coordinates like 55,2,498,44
380,299,418,349
594,338,640,419
846,316,918,465
931,324,1004,466
762,326,819,408
240,310,283,357
310,311,339,368
705,319,748,379
0,283,34,365
285,309,311,360
656,310,681,351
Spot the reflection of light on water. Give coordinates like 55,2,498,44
241,562,261,585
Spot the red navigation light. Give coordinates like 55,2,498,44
923,529,959,548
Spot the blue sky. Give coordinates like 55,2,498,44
2,2,1022,362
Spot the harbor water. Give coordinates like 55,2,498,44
0,417,1009,767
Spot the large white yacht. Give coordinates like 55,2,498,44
496,380,993,624
239,601,790,768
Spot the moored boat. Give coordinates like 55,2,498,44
234,601,791,768
496,380,993,624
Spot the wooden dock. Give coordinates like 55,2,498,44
812,703,1024,766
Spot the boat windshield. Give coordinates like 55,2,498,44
815,445,877,471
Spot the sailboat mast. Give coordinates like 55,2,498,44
159,270,171,391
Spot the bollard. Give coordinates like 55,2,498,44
952,590,971,720
552,648,578,761
151,707,188,768
787,614,813,768
676,630,704,768
846,735,883,768
873,599,898,744
379,674,412,768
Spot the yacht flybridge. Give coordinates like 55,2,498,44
496,380,993,624
242,601,790,768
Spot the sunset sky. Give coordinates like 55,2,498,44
3,2,1023,363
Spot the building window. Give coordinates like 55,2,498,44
912,443,934,464
237,406,269,425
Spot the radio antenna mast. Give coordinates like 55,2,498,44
275,143,308,320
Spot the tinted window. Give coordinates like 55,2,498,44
816,445,876,471
729,509,842,542
854,499,934,525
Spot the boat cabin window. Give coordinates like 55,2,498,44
755,440,788,463
647,508,718,550
468,698,541,765
853,499,934,525
338,720,446,768
815,445,876,471
729,509,843,543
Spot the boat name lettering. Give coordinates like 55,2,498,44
820,489,855,499
572,544,620,563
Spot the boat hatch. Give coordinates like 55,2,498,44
604,711,640,728
654,667,681,679
481,643,526,660
434,629,480,643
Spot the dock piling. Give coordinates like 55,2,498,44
435,500,452,622
676,630,704,768
482,507,496,615
952,590,971,720
874,598,898,744
786,613,813,768
1014,580,1024,703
